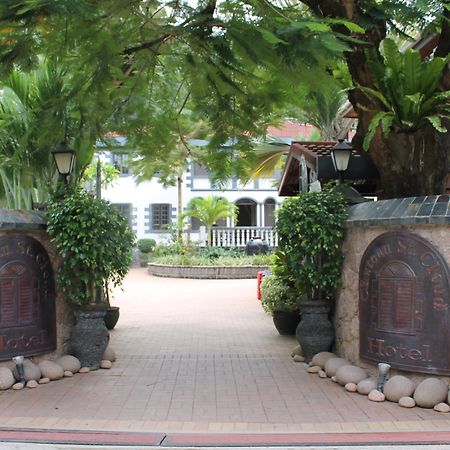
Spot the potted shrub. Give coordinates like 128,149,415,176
275,186,347,361
46,187,135,368
260,274,299,335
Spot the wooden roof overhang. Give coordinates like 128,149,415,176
278,141,379,196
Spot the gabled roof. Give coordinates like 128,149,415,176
278,141,379,196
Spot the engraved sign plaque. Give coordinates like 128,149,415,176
0,235,56,360
359,231,450,375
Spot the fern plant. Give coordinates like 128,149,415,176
360,38,450,150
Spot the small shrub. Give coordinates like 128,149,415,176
137,238,156,254
260,274,298,315
148,253,272,266
201,247,243,259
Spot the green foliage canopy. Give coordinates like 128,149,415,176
46,187,136,307
274,187,347,303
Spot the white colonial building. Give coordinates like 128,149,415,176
98,122,316,247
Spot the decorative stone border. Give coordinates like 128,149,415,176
147,263,268,279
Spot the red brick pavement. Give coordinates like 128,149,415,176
0,268,448,437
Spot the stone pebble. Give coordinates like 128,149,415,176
345,383,357,392
311,352,336,369
368,389,385,402
39,378,50,384
100,360,112,369
38,361,64,381
383,376,415,403
56,355,81,374
79,367,90,373
64,371,73,377
293,355,305,362
399,396,416,408
12,382,24,390
335,365,368,386
26,380,38,388
357,378,377,395
12,360,41,382
414,378,448,408
291,345,302,357
331,376,337,383
0,367,15,390
324,358,349,377
318,370,327,378
307,366,320,373
434,402,450,413
102,345,116,362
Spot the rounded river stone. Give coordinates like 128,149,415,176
335,365,368,386
414,378,448,408
383,376,415,403
324,358,349,377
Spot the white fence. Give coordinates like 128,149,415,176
209,227,278,248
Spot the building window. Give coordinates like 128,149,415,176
113,203,132,226
151,204,171,230
110,152,130,175
192,162,209,177
264,199,276,227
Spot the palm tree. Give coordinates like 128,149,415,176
183,196,237,246
0,63,104,208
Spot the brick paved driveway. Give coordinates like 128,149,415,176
0,268,448,434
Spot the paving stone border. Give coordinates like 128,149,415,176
147,263,268,279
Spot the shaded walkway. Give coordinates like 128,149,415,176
0,268,449,439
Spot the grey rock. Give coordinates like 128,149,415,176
100,360,112,369
102,345,116,362
335,365,368,386
414,378,448,408
357,378,377,395
311,352,336,369
399,396,415,408
434,402,450,413
38,360,64,380
368,389,385,402
384,376,415,403
324,358,349,377
0,367,15,390
56,355,81,374
12,360,41,382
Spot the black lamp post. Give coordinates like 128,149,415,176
331,139,352,184
52,142,75,184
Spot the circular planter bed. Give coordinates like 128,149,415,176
147,263,268,279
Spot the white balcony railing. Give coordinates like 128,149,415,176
210,227,278,248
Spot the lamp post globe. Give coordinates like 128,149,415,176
52,142,75,184
331,139,352,183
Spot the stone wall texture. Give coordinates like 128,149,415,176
0,210,74,368
335,195,450,380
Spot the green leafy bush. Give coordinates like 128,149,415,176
275,187,347,303
201,246,243,259
137,238,156,253
46,187,136,307
148,253,272,266
260,274,298,315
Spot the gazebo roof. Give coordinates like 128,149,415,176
278,141,379,196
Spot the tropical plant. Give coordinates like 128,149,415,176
260,274,298,315
361,38,450,150
0,62,108,208
137,238,157,254
46,187,136,308
182,196,237,246
274,187,347,303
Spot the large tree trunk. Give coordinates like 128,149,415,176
300,0,449,198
